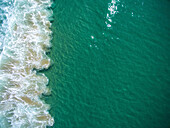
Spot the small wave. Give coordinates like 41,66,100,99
0,0,54,127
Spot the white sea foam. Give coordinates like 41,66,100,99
0,0,54,127
105,0,119,28
0,0,13,54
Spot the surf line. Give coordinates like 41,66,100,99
0,0,54,127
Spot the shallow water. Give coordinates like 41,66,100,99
0,0,170,128
0,0,54,127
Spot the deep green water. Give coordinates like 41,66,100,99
43,0,170,127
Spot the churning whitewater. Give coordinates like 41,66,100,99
0,0,54,127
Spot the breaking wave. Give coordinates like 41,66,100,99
0,0,54,127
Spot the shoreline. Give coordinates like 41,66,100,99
0,0,54,127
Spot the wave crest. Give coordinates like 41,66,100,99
0,0,54,127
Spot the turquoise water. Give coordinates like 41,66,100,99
0,0,169,127
43,0,170,127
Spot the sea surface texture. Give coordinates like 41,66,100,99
45,0,170,128
0,0,170,128
0,0,54,127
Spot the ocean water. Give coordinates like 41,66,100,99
0,0,54,127
0,0,170,128
45,0,170,128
